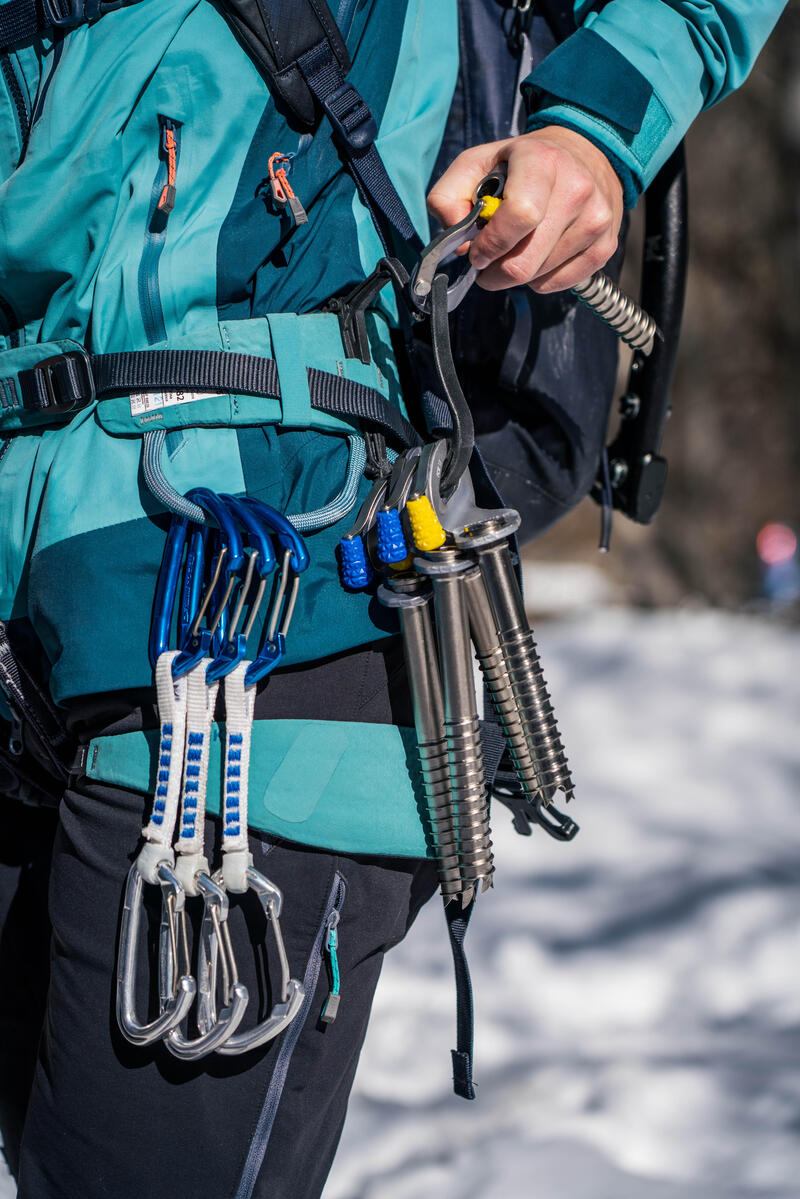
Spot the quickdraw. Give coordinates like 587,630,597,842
116,493,310,1059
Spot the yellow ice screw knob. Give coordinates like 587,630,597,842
478,194,502,221
406,495,446,551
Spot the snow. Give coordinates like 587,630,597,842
324,608,800,1199
3,607,798,1197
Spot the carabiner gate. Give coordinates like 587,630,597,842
116,857,197,1046
163,868,250,1059
202,866,305,1055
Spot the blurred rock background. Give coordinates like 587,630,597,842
527,3,800,612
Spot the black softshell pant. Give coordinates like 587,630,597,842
1,640,438,1199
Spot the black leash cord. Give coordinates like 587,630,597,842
429,273,474,495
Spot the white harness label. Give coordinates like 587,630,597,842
130,390,221,416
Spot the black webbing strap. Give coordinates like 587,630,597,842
92,348,280,397
445,895,477,1100
306,366,420,448
0,0,39,48
479,712,507,792
0,0,136,51
16,347,423,448
297,39,422,258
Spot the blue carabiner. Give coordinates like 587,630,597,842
239,500,309,687
240,497,310,574
185,488,246,572
205,495,278,684
221,495,276,577
172,489,247,678
178,523,210,648
150,515,190,670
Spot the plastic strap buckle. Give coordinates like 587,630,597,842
25,347,96,415
43,0,126,26
324,82,377,152
42,0,87,27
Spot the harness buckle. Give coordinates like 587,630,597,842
26,348,95,415
324,82,377,152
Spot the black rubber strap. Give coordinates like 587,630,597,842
445,896,477,1100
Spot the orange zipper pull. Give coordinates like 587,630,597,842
158,125,177,216
268,152,308,227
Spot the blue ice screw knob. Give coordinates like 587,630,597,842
376,509,409,565
339,536,373,589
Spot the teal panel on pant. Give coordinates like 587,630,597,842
85,719,433,860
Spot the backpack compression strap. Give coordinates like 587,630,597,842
219,0,422,258
0,0,136,50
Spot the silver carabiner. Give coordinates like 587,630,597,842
163,871,249,1060
200,866,304,1055
116,859,196,1046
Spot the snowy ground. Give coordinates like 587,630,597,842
324,607,800,1199
2,607,798,1198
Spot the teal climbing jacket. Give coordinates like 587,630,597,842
524,0,789,206
0,0,788,704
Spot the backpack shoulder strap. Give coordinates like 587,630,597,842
217,0,350,129
219,0,422,257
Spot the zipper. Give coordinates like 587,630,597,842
320,908,341,1024
0,621,70,779
266,151,308,227
234,870,347,1199
0,51,31,153
138,117,182,346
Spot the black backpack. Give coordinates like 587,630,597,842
429,0,688,544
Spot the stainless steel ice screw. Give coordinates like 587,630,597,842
457,516,575,805
416,550,494,903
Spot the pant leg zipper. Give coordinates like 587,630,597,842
233,870,347,1199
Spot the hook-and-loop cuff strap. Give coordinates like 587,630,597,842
13,346,421,448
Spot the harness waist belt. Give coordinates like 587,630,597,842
8,346,421,448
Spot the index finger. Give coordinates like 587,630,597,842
426,139,514,231
469,149,556,270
